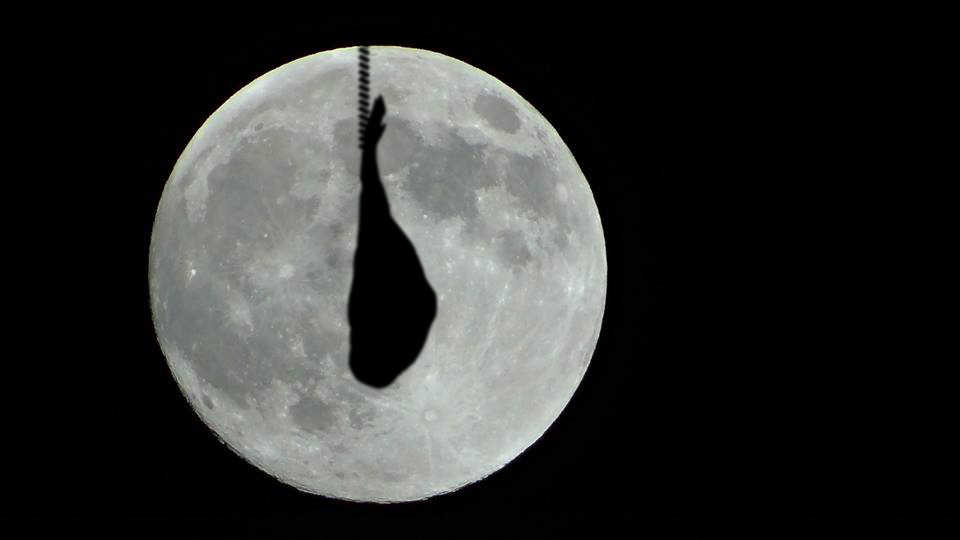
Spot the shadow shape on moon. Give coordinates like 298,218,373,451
149,46,607,502
349,95,437,389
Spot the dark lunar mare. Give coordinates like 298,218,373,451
348,96,437,388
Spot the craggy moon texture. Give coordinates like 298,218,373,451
149,46,606,502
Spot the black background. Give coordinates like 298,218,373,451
12,4,949,518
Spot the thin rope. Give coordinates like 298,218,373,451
358,46,371,148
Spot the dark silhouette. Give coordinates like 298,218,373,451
348,94,437,388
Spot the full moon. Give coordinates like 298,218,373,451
149,46,606,502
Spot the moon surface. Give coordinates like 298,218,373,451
149,46,606,502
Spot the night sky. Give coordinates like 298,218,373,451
10,4,948,521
